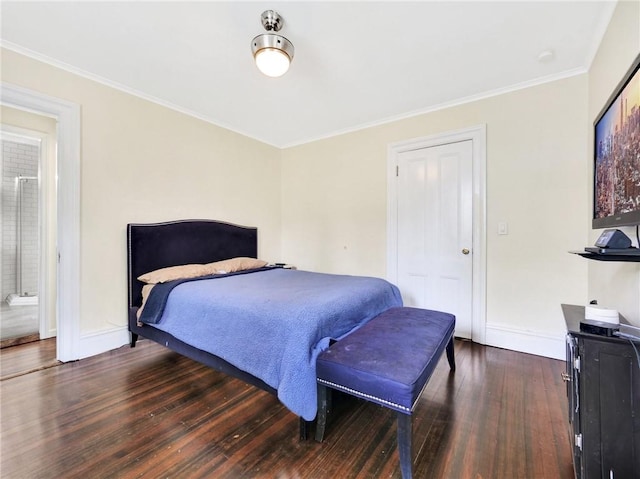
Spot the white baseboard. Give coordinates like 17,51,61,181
41,327,57,340
77,326,130,360
72,323,566,363
484,323,565,360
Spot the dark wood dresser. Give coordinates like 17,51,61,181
562,304,640,479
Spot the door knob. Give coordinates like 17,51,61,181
462,248,470,255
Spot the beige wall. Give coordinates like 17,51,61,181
1,48,282,334
587,0,640,324
282,74,589,347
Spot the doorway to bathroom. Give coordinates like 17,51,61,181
1,119,57,349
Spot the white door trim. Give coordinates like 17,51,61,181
387,125,487,343
1,82,81,362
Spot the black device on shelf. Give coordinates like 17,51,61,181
571,229,640,262
593,229,632,249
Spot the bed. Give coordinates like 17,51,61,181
127,219,402,431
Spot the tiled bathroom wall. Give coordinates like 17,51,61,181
2,139,39,300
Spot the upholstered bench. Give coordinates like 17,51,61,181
315,306,456,479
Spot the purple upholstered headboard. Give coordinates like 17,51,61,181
127,219,258,308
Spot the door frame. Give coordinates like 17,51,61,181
387,125,487,343
1,82,81,362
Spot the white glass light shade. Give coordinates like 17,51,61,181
255,48,291,77
251,33,294,78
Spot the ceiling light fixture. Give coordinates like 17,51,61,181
251,10,294,78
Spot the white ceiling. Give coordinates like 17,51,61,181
1,1,616,148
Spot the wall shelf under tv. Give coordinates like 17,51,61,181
570,251,640,262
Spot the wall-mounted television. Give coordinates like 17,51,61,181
593,53,640,229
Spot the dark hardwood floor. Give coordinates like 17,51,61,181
0,338,58,380
0,338,574,478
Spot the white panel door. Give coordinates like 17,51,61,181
397,140,473,338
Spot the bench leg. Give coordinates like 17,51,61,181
315,384,329,442
446,337,455,371
397,412,413,479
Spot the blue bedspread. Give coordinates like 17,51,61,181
141,268,402,420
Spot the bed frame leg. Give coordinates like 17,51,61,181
315,384,330,442
299,418,313,441
130,332,138,348
446,337,455,371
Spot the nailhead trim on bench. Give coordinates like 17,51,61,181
317,378,412,413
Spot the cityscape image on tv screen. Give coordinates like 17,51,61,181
594,61,640,222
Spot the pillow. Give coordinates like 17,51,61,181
137,263,212,284
207,257,268,274
137,257,268,284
